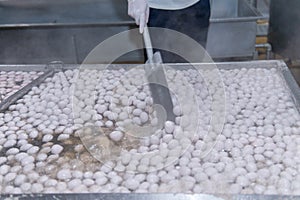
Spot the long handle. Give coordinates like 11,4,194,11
143,26,154,64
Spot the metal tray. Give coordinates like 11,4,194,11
0,60,299,113
0,60,299,199
0,65,52,112
0,193,298,200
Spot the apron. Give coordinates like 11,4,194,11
148,0,210,62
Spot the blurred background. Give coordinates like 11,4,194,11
0,0,299,85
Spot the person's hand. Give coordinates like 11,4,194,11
128,0,149,33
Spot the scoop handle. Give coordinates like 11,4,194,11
143,26,154,64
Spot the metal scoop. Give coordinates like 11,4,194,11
143,26,176,122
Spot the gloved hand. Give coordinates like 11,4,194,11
128,0,149,33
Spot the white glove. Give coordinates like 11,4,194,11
128,0,150,33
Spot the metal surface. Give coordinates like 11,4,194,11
0,0,133,28
143,27,176,122
248,0,257,9
209,0,262,22
207,0,263,58
0,60,299,113
0,69,54,112
143,27,154,62
256,0,270,18
1,193,300,200
269,0,300,60
0,27,143,64
0,61,299,199
257,23,269,36
280,61,300,112
0,0,144,64
290,68,300,86
0,62,62,111
255,43,272,59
